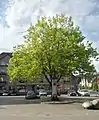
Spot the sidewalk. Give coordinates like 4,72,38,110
41,95,99,104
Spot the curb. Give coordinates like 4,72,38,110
41,100,74,104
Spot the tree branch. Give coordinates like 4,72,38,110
42,68,52,86
53,68,57,79
57,75,62,83
47,56,52,82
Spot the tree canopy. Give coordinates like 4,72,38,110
7,14,98,85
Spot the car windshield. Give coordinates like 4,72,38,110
28,91,34,93
40,90,46,92
18,89,25,92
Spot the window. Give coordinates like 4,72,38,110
0,61,6,65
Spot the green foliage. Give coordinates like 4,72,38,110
7,14,98,84
79,84,92,90
92,81,98,90
91,77,98,90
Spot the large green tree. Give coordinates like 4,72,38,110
8,14,98,100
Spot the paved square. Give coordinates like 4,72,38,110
0,103,99,120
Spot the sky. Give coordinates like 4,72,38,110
0,0,99,71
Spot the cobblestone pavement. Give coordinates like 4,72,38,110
0,103,99,120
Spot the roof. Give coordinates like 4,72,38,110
0,52,12,60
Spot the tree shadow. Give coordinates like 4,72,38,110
87,107,99,110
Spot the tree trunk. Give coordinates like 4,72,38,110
51,79,59,101
85,75,87,88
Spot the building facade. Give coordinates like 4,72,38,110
0,52,78,91
0,52,12,90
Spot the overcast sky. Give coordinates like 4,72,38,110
0,0,99,71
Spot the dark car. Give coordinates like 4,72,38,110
25,90,39,99
0,90,3,96
47,90,52,95
60,89,68,94
68,90,77,96
8,89,18,96
17,89,26,96
57,89,61,96
2,90,9,96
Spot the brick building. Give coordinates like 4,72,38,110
0,52,79,91
0,52,12,90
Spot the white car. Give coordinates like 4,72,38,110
89,90,99,97
78,89,90,96
39,90,47,96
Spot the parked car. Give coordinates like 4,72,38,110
57,89,61,96
77,89,90,96
39,90,47,96
89,90,99,97
76,91,82,96
61,88,68,94
25,90,39,99
17,89,26,96
3,90,9,96
68,90,77,96
8,89,18,96
46,89,52,95
0,90,3,96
